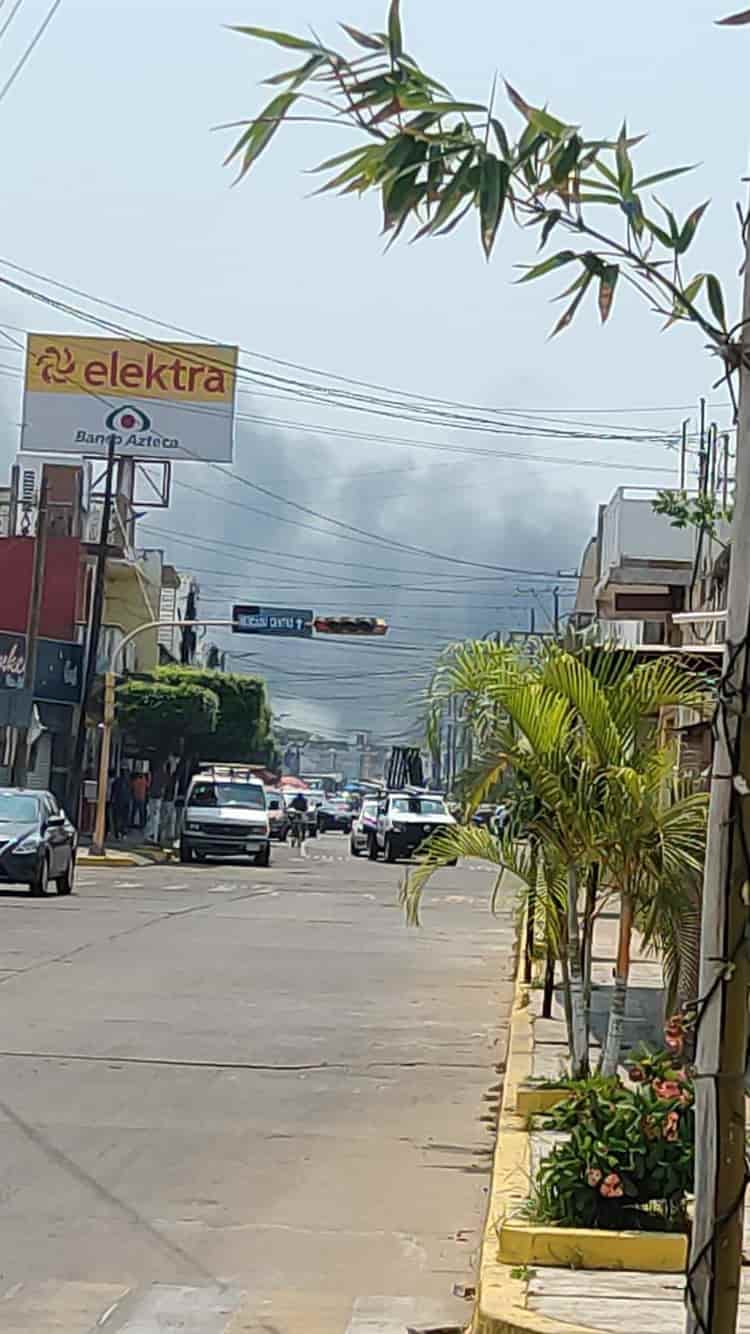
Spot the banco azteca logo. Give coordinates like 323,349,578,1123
105,405,151,433
37,345,75,384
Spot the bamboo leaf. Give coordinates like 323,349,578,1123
225,92,297,177
340,22,385,50
229,25,321,51
634,163,698,190
388,0,403,60
615,121,634,197
540,209,562,249
504,81,570,138
491,118,510,158
550,271,592,336
397,96,487,113
598,265,619,324
706,273,728,329
479,156,508,258
677,200,710,254
717,7,750,22
309,146,371,174
643,216,674,250
517,250,577,283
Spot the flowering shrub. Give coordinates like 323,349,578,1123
530,1050,693,1230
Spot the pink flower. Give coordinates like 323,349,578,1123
600,1172,624,1200
663,1111,680,1142
587,1168,603,1187
665,1033,684,1055
653,1079,682,1101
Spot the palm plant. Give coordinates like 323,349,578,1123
410,643,709,1077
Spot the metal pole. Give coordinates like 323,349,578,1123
553,586,561,636
529,606,536,635
90,672,114,856
680,419,689,489
698,396,707,493
67,434,117,821
723,432,731,512
12,476,48,787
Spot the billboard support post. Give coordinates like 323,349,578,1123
68,433,117,823
12,476,48,787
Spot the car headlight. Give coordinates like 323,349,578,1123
185,822,200,832
15,834,41,853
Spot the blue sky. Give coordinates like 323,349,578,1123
0,0,745,733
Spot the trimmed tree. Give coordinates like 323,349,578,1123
116,679,220,764
155,666,276,766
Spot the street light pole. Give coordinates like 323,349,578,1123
89,619,237,858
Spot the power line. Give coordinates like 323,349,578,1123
0,0,62,106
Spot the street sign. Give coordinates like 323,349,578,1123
232,605,313,638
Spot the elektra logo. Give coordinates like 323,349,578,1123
37,345,75,385
105,405,151,433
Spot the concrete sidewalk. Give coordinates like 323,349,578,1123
77,828,175,867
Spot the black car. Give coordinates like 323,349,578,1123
0,788,76,895
318,799,354,834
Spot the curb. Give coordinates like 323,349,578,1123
78,847,175,868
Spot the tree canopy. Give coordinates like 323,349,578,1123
116,679,219,762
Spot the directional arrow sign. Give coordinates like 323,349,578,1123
232,605,313,638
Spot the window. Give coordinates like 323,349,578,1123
0,793,39,822
190,782,265,810
391,796,447,816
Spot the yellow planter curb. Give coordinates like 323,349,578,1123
79,852,144,867
515,1086,571,1116
496,1218,687,1272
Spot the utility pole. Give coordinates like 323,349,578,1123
529,606,536,635
686,224,750,1334
67,435,117,822
552,586,561,637
12,476,48,787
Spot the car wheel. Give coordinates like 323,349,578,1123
179,840,193,863
384,836,397,863
255,845,271,868
30,854,49,896
56,852,75,895
350,837,360,857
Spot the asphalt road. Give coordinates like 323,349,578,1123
0,834,516,1333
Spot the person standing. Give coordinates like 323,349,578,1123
131,770,147,829
110,770,131,840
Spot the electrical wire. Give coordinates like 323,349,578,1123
0,0,62,106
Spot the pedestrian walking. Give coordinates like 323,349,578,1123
110,770,131,840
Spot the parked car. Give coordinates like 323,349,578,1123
0,787,76,895
369,791,457,863
350,799,379,856
318,798,354,834
265,789,290,841
180,765,271,866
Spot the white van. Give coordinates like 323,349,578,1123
180,765,271,866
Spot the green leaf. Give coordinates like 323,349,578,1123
397,96,487,114
540,209,562,249
229,25,321,51
677,200,710,254
340,23,385,50
643,216,674,250
310,146,371,174
491,118,510,158
550,133,582,184
550,271,592,336
706,274,728,329
225,91,296,178
417,149,476,237
598,265,619,324
505,81,570,138
388,0,403,60
517,250,577,283
479,156,509,258
634,163,698,190
616,122,634,197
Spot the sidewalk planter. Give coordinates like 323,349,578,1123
472,947,688,1334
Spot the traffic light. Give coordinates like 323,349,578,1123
313,616,388,636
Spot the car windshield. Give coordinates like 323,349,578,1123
0,793,39,822
391,797,447,816
190,782,265,809
361,802,378,818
